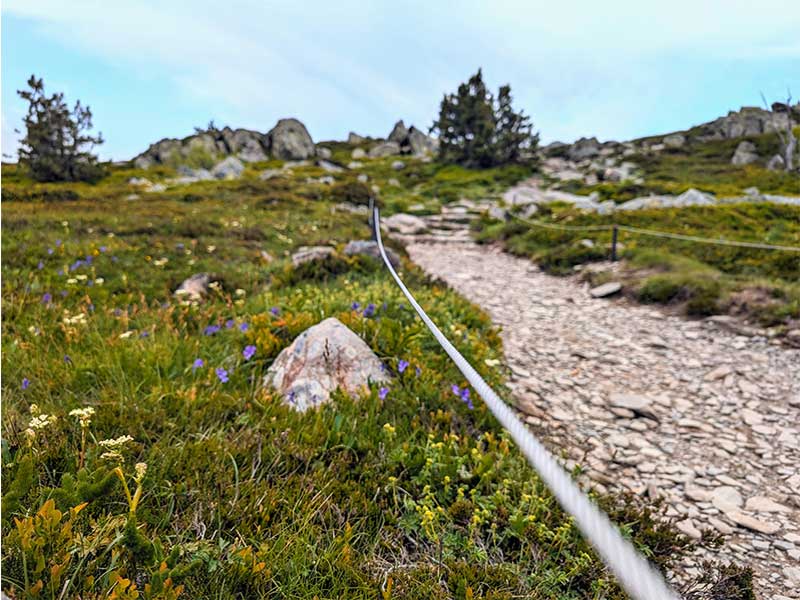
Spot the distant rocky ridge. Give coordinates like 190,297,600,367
133,117,438,170
540,103,800,186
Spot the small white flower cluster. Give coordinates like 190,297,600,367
153,257,169,267
63,312,88,325
99,435,134,449
135,462,148,482
69,406,95,427
25,405,58,439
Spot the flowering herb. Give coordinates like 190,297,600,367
460,388,474,410
215,367,229,383
243,345,256,360
22,378,30,390
416,366,422,377
270,307,280,316
37,261,44,270
239,322,249,332
363,303,376,317
351,302,360,310
192,358,204,372
398,360,409,373
204,324,221,336
378,387,389,400
47,248,54,255
225,319,236,329
42,292,52,304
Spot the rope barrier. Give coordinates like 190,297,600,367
371,201,681,600
512,212,800,252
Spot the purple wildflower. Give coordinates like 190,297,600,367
225,319,236,329
415,366,422,377
60,290,68,297
22,378,30,390
42,292,52,304
215,367,229,383
37,261,44,270
363,303,376,317
239,322,249,332
112,256,118,262
99,245,107,253
204,324,221,336
451,384,461,396
64,355,72,364
270,307,280,316
192,358,204,372
398,360,409,373
57,269,64,276
243,345,256,360
139,331,149,338
460,388,474,410
379,387,389,400
55,239,62,247
351,302,360,310
47,247,54,255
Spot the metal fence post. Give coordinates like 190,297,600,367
611,225,619,261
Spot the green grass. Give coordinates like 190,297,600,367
559,133,800,200
2,158,728,599
476,202,800,326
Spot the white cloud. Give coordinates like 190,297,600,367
4,0,800,157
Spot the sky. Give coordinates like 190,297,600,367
3,1,800,162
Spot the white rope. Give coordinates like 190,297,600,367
372,203,681,600
512,212,800,252
616,225,800,252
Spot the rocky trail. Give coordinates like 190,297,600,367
388,201,800,598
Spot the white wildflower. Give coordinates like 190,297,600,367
99,435,134,449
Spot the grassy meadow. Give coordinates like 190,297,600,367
2,155,724,599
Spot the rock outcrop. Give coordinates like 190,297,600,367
264,317,389,412
266,118,316,160
731,141,759,166
373,121,438,156
344,240,401,268
133,118,316,168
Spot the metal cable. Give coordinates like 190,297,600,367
372,202,681,600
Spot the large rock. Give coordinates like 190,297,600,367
344,240,401,268
767,154,786,171
694,105,799,141
608,393,658,420
348,132,366,145
383,213,428,235
291,246,335,267
662,133,686,149
133,127,268,169
387,120,409,144
264,317,390,411
567,137,601,161
210,156,245,179
368,141,401,158
731,141,759,165
267,118,316,160
174,273,210,301
406,126,437,155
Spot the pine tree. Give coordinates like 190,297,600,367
16,75,105,182
431,70,538,168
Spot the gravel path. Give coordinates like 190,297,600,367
404,237,800,598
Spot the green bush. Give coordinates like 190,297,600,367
330,180,372,205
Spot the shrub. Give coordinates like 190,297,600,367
330,180,372,205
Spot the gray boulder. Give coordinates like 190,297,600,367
567,137,601,161
174,273,211,301
211,156,245,179
766,154,786,171
348,132,366,145
368,141,401,158
267,118,316,160
731,141,759,166
383,213,428,235
259,168,283,180
317,146,332,159
662,133,686,149
351,148,366,159
387,120,409,144
590,282,622,298
264,317,390,412
344,240,401,268
391,160,406,170
406,126,437,155
291,246,335,267
317,159,345,173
